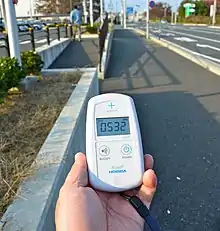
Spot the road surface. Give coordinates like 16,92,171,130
0,28,66,57
101,29,220,231
130,22,220,64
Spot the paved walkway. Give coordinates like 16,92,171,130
49,37,99,68
101,29,220,231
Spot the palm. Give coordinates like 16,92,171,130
94,190,144,231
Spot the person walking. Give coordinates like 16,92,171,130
70,5,82,42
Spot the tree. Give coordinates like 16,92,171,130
178,0,209,18
36,0,72,14
150,2,172,19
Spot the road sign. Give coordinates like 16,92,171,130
184,3,195,8
149,0,155,8
126,7,134,15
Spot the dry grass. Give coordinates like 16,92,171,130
0,72,81,217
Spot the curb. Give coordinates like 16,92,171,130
0,69,99,231
132,28,220,77
98,30,114,80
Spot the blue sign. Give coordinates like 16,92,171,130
149,0,155,8
126,7,134,15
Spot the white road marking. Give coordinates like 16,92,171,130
172,26,220,36
35,39,48,44
174,37,197,42
162,28,220,44
20,40,30,45
196,44,220,51
0,41,5,46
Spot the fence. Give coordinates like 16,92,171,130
98,14,109,72
0,24,76,56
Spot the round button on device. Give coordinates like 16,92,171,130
121,144,132,155
99,145,110,156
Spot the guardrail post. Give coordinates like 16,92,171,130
69,24,73,38
29,28,35,51
57,25,60,41
4,32,10,57
45,26,50,45
64,24,68,38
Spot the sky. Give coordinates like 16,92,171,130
104,0,182,12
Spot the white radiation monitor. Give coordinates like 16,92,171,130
86,93,144,192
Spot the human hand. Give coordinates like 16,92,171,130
55,152,157,231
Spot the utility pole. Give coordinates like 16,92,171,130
146,0,149,39
70,0,73,12
89,0,93,26
212,0,217,25
174,11,178,24
123,0,126,28
5,0,21,65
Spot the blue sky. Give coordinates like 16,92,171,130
104,0,182,12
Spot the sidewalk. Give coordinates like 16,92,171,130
101,29,220,231
49,37,99,69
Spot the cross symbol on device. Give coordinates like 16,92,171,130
108,102,115,109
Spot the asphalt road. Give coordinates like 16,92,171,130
130,21,220,64
0,28,67,57
101,29,220,231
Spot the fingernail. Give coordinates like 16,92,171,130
74,152,81,162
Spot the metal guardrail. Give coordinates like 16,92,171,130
98,14,109,72
0,24,74,56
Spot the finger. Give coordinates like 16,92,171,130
65,152,88,187
144,154,154,170
138,169,157,208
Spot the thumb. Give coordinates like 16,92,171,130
65,152,88,187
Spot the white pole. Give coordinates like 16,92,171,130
123,0,126,28
174,11,177,24
89,0,93,26
5,0,21,65
146,0,149,39
83,0,87,24
171,11,173,24
100,0,103,23
1,0,7,31
212,0,217,25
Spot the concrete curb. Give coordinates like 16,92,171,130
36,38,71,69
41,67,97,75
0,69,99,231
98,31,114,80
133,28,220,77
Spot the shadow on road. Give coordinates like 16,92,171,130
105,29,180,91
134,91,220,231
49,38,99,69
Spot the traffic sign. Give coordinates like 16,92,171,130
126,7,134,15
189,8,195,13
149,0,155,8
184,3,195,8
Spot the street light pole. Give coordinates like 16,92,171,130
4,0,21,65
212,0,217,25
146,0,149,39
123,0,126,28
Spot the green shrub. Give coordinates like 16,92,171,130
0,57,25,92
21,51,44,75
86,25,98,34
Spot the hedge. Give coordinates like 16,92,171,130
0,51,44,103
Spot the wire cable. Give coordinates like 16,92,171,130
120,193,161,231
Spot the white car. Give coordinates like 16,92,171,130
161,20,168,24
